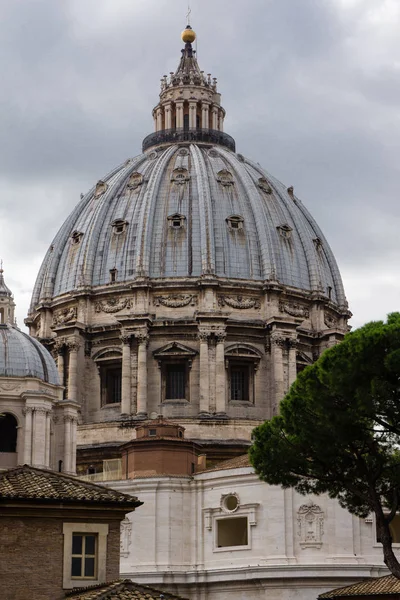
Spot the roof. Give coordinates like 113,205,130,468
65,579,188,600
0,269,12,297
0,323,59,384
198,453,252,473
29,144,346,311
319,575,400,598
0,465,142,507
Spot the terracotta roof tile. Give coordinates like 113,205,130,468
319,575,400,598
65,579,188,600
198,453,252,473
0,465,141,507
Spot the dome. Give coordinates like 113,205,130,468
30,145,346,308
0,323,59,384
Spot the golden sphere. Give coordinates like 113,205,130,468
181,27,196,43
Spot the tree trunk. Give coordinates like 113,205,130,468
375,510,400,578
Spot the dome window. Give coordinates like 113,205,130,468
168,213,186,229
313,237,323,251
94,180,108,198
277,224,293,240
109,268,118,283
226,215,244,232
258,177,272,194
71,231,84,245
112,219,128,235
127,172,143,190
217,169,234,187
171,167,190,185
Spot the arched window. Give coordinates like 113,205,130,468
0,413,17,452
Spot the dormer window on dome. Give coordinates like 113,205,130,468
171,167,190,184
109,268,118,283
168,213,186,229
258,178,272,194
127,172,143,190
94,180,108,198
71,231,84,245
112,219,128,235
277,224,293,240
217,170,234,187
226,215,244,232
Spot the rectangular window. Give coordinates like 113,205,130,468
230,366,249,401
71,533,97,579
100,363,122,405
166,364,186,399
217,517,248,548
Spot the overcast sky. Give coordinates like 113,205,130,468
1,0,399,330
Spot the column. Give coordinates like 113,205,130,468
63,415,72,473
201,102,209,129
32,408,47,467
176,101,184,129
198,330,210,414
23,407,33,465
212,107,218,130
288,338,298,389
215,330,226,414
271,333,285,415
156,107,163,131
219,110,224,131
136,330,149,416
70,417,77,474
45,410,51,467
189,101,197,129
67,339,80,401
56,343,64,386
120,333,132,415
165,103,172,130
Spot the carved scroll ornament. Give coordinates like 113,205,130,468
154,294,197,308
53,307,77,326
279,301,309,319
297,503,324,548
218,295,261,310
95,298,132,314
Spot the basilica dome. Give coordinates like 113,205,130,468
30,143,346,308
0,323,59,384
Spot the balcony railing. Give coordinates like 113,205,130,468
142,128,236,153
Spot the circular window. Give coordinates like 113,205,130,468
222,494,239,513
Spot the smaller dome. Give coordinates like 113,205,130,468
0,324,59,384
181,25,196,43
0,269,11,297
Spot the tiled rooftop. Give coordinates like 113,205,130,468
198,453,252,473
0,465,141,507
65,579,188,600
319,575,400,598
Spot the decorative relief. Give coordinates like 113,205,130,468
127,172,143,190
120,518,132,557
279,301,310,319
208,149,219,158
147,151,158,160
95,298,132,314
0,382,22,392
324,313,339,329
178,148,189,156
216,169,234,186
153,294,197,308
270,334,286,348
218,295,261,310
297,503,324,548
94,180,108,198
215,330,226,343
197,330,212,343
54,337,67,353
258,177,272,194
66,339,81,352
53,307,77,326
135,330,149,346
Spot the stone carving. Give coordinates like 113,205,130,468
258,177,272,194
324,314,339,328
94,180,108,198
127,172,143,190
120,518,132,557
215,330,226,343
0,382,22,392
66,339,81,352
22,407,34,416
135,330,149,345
54,337,67,353
270,334,286,347
53,307,77,326
197,330,212,342
297,503,324,548
120,332,132,345
154,294,197,308
279,301,309,319
216,169,234,186
95,298,132,314
218,295,261,310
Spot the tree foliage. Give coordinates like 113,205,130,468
249,313,400,577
